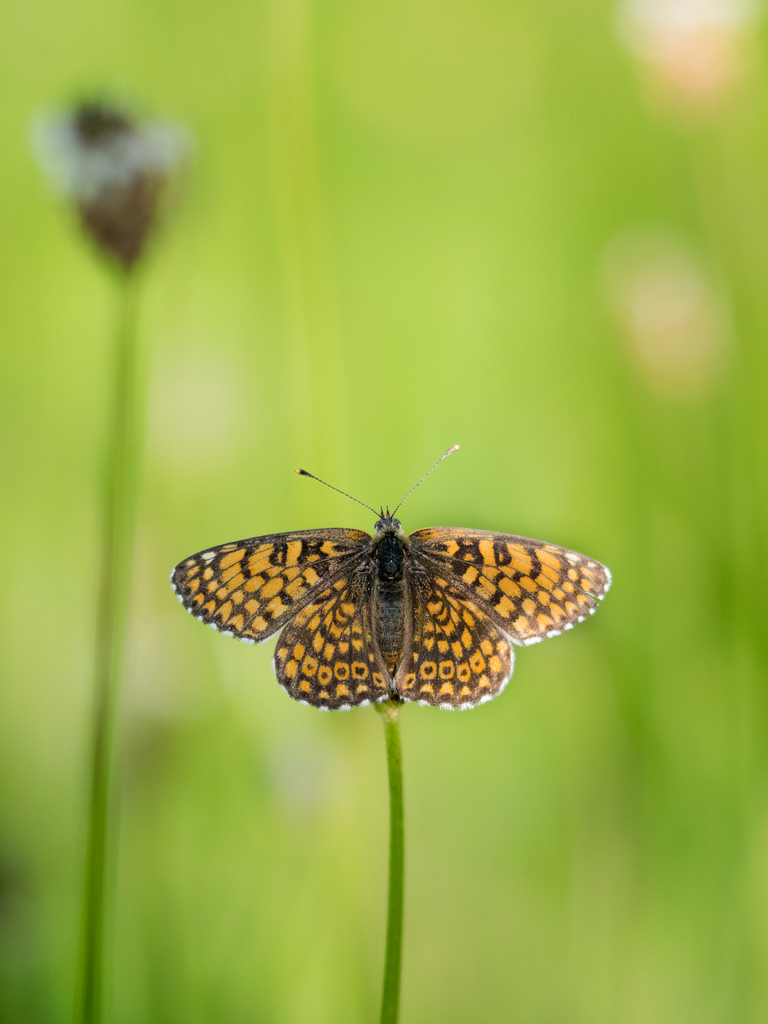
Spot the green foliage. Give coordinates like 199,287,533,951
2,1,768,1021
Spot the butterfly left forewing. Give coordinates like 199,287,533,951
409,527,611,646
171,528,370,643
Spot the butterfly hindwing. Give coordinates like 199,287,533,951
273,572,391,709
396,563,513,709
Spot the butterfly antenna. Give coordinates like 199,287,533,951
391,444,460,516
295,468,379,516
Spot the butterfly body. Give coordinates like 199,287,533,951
172,514,611,712
371,515,408,676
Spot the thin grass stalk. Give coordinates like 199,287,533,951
375,701,404,1024
76,274,141,1024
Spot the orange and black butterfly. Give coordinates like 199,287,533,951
171,448,611,710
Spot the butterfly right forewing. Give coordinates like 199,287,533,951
410,528,611,646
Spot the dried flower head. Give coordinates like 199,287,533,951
32,99,189,271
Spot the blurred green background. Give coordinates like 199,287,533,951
3,0,768,1021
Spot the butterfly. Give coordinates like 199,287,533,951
170,451,611,711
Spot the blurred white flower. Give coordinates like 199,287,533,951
615,0,761,112
32,100,189,270
601,229,730,399
618,0,757,44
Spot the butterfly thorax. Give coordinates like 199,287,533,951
372,515,409,677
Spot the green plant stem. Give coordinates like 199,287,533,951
375,701,405,1024
76,273,141,1024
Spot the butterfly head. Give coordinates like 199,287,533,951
374,510,405,538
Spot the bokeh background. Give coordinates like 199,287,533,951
2,0,768,1021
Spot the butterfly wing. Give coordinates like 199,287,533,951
409,528,611,646
273,571,392,709
171,529,370,643
396,561,513,709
